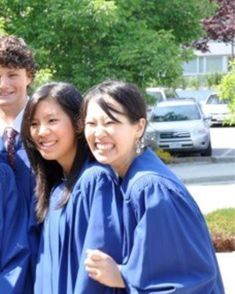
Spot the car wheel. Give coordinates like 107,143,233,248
201,141,212,157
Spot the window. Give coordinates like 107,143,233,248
205,56,223,72
199,57,204,73
146,92,164,102
164,89,178,99
151,105,201,122
207,94,229,105
183,59,197,74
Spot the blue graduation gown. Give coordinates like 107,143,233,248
0,136,40,291
120,148,224,293
34,161,125,294
0,163,30,293
0,136,35,211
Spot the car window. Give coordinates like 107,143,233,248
164,89,178,99
151,104,201,122
176,89,214,104
146,91,164,102
207,94,228,105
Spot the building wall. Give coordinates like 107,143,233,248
183,41,233,77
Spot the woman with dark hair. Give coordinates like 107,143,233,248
21,82,125,294
83,80,224,293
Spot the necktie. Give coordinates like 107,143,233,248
4,127,18,168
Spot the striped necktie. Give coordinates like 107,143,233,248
4,127,18,168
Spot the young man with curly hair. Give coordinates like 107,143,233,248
0,35,36,130
0,35,37,200
0,35,38,293
0,34,38,206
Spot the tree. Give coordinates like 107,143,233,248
199,0,235,57
218,60,235,123
0,16,6,35
0,0,214,91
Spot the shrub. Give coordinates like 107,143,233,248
205,72,224,87
155,148,173,164
217,60,235,124
205,208,235,252
187,77,201,89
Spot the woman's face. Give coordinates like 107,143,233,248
84,95,145,177
30,98,77,173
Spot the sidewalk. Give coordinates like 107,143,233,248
216,252,235,294
168,159,235,184
168,158,235,293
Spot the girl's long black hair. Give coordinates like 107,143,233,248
21,82,89,222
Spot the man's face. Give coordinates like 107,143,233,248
0,66,32,113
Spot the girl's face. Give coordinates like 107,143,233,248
84,96,145,177
30,98,77,174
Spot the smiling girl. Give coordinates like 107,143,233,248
83,80,224,294
21,82,125,294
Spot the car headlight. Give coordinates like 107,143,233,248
144,130,157,141
192,127,208,135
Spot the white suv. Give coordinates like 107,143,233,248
146,87,179,102
145,99,212,156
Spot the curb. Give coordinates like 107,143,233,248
180,175,235,184
211,156,235,163
171,156,235,164
168,157,235,184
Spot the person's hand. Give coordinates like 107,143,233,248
85,249,125,288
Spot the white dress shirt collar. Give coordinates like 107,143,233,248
0,104,27,136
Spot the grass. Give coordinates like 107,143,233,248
206,208,235,235
205,208,235,252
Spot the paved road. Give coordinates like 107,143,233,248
211,126,235,157
216,252,235,294
186,181,235,214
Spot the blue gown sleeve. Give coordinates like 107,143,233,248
0,136,35,212
0,163,30,293
1,137,37,291
73,165,125,294
121,176,224,294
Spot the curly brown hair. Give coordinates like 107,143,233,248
0,35,37,79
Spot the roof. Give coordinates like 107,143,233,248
156,98,198,107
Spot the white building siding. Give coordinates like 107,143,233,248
183,41,233,77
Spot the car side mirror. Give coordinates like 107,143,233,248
204,115,211,121
203,115,212,126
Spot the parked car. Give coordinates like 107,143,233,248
146,87,179,103
201,93,230,126
176,88,214,104
144,99,212,156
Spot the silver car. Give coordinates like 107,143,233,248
144,99,212,156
